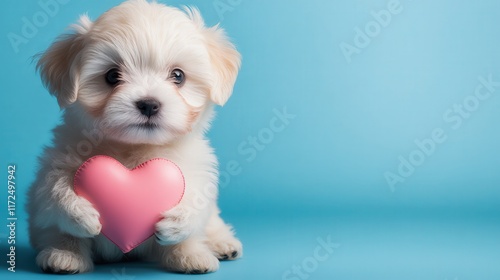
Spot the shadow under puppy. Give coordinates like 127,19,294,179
27,0,242,274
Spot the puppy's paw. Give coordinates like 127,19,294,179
162,245,219,274
74,204,101,237
155,207,191,245
62,198,101,238
207,235,243,260
37,247,93,274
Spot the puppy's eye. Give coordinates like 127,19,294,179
105,68,121,86
169,69,185,87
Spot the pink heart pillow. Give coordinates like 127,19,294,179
73,156,185,253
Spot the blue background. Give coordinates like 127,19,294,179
1,0,500,279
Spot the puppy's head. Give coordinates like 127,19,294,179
37,0,240,145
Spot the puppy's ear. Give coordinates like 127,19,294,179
185,7,241,106
204,26,241,106
37,15,92,108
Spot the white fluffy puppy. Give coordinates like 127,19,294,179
27,0,242,274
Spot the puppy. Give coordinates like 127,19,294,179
27,0,242,274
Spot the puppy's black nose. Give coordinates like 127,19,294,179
136,99,161,117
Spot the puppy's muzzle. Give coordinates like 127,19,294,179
136,99,161,118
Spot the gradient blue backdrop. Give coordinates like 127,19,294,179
1,0,500,279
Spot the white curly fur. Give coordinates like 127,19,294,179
27,0,242,274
